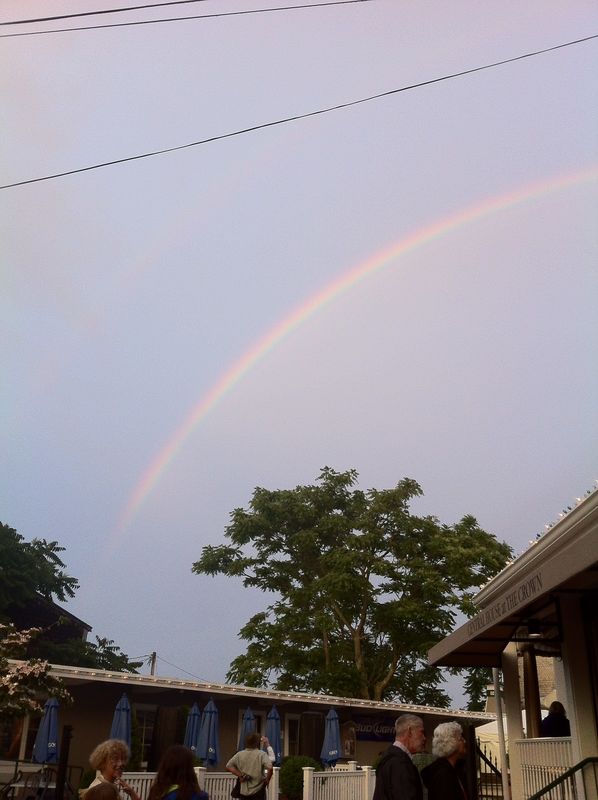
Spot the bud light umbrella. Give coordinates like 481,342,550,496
320,708,341,768
237,707,256,752
184,703,202,754
32,698,60,764
264,706,282,766
109,693,132,748
196,699,219,767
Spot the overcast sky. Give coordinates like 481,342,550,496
2,0,597,707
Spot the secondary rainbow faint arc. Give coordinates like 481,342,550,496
114,165,598,536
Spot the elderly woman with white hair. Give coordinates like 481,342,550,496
420,722,468,800
85,739,141,800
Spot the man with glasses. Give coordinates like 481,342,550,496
373,715,426,800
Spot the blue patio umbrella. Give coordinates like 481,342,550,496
32,698,60,764
320,709,341,768
264,706,282,766
109,693,132,747
184,703,202,753
237,707,256,752
196,699,219,767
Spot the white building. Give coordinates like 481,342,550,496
429,485,598,799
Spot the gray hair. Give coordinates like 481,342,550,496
395,714,424,739
89,739,130,771
431,722,463,758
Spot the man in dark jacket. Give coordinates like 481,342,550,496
373,714,426,800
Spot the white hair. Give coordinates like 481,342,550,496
395,714,424,739
431,722,463,758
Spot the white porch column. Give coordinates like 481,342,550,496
559,594,598,764
502,642,524,800
19,715,30,761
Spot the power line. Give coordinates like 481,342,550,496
155,654,212,682
1,34,595,191
0,0,373,37
1,0,212,26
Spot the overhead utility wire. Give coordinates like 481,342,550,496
0,0,372,37
1,34,595,191
155,654,212,682
2,0,212,25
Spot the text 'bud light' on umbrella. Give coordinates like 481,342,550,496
184,703,202,753
196,699,219,767
320,708,341,768
32,698,60,764
238,707,256,752
110,694,132,748
264,706,282,766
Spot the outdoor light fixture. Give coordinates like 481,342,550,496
527,619,542,638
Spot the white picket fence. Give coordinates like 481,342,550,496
303,765,375,800
122,768,280,800
123,763,375,800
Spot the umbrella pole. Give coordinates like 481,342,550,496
55,725,73,800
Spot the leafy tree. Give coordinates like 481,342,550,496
462,667,493,711
193,468,512,704
29,634,143,673
0,522,141,673
0,624,70,717
0,523,78,614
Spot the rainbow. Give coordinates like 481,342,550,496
113,165,598,538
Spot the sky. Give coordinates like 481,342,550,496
1,0,597,708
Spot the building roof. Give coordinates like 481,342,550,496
48,662,494,724
428,484,598,668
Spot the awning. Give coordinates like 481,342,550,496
428,597,561,668
428,494,598,668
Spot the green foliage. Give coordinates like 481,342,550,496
27,634,143,673
193,468,512,704
0,624,71,717
0,522,141,673
0,523,78,614
462,667,492,711
279,756,321,800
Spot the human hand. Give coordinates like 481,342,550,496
115,780,139,800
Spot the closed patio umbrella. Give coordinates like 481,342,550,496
264,706,282,766
320,709,341,768
184,703,202,753
32,698,60,764
237,707,256,752
109,693,132,747
196,699,219,767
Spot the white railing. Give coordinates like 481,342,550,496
513,738,573,799
122,773,156,800
197,768,279,800
302,766,374,800
124,767,280,800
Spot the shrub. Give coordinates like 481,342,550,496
279,756,321,800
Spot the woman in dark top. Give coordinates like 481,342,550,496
421,721,468,800
540,701,571,737
148,745,208,800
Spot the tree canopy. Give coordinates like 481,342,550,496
193,468,512,705
0,523,78,613
0,522,141,673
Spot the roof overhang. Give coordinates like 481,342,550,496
428,488,598,668
40,663,493,725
